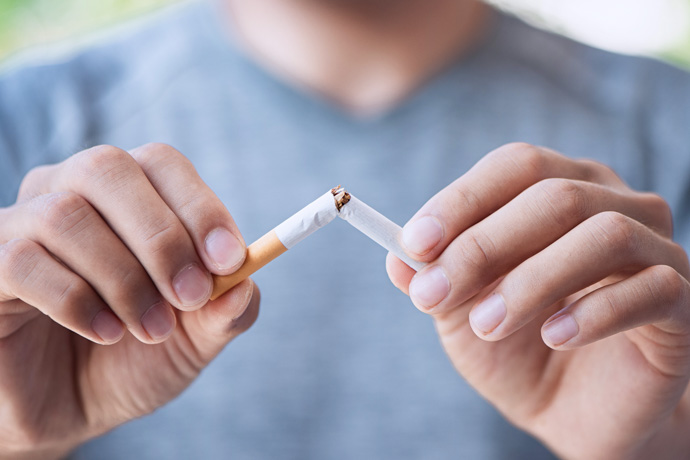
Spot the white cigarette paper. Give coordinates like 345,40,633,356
211,186,424,300
211,189,340,299
338,195,426,272
274,191,338,248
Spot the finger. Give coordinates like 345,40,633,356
16,163,56,203
467,211,689,341
541,266,690,358
4,193,176,343
0,239,125,345
0,299,40,340
400,143,624,262
129,143,246,276
48,145,211,310
177,280,259,364
386,252,414,295
408,179,671,313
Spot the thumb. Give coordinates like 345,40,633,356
177,279,260,364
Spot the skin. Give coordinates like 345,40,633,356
388,143,690,459
1,0,689,458
225,0,491,113
0,144,259,459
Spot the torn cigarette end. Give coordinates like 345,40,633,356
210,185,425,301
337,194,425,272
331,185,351,211
210,230,287,300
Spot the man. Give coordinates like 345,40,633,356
1,0,689,458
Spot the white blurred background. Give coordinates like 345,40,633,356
488,0,690,63
1,0,689,66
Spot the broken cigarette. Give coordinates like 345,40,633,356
210,186,424,300
210,188,341,300
336,194,425,272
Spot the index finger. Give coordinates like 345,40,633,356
400,143,621,262
129,143,247,276
35,145,212,311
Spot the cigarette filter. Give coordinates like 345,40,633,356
210,186,424,300
210,189,340,300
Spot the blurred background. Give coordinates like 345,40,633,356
1,0,689,67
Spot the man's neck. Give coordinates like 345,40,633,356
224,0,491,114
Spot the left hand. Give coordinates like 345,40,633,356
388,142,690,459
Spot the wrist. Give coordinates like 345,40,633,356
632,410,690,460
526,407,689,460
0,450,68,460
0,439,79,460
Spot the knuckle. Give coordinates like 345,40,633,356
641,192,673,235
504,142,549,181
33,192,91,239
71,144,137,188
589,211,639,254
0,239,39,281
18,166,42,192
108,264,154,307
447,186,483,218
502,141,537,155
140,142,176,153
131,142,182,167
17,164,52,201
670,241,690,279
174,191,210,221
456,230,495,271
138,215,187,256
54,278,93,313
536,178,591,223
75,144,130,170
599,290,623,323
578,159,617,183
649,265,686,306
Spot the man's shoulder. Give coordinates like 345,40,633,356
489,11,690,115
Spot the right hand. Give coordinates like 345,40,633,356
0,144,259,460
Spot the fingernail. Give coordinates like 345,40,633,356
542,314,579,347
205,228,245,271
92,310,125,344
141,302,176,341
402,216,444,256
409,265,450,310
470,294,507,334
173,264,212,307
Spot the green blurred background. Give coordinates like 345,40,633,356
667,41,690,68
0,0,177,62
1,0,689,67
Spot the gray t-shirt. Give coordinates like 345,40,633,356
1,1,690,458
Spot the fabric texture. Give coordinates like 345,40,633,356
1,1,689,458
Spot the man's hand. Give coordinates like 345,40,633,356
388,143,690,459
0,144,259,460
